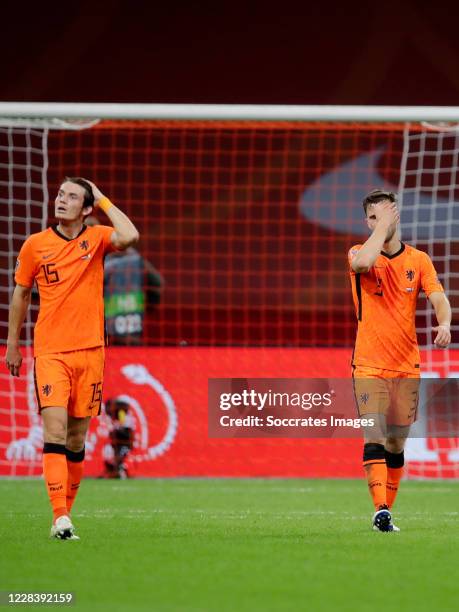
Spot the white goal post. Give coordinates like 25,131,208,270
1,102,459,122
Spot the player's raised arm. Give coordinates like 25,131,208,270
351,202,399,273
429,291,452,348
6,284,32,377
85,180,139,250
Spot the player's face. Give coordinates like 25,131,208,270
55,182,89,222
365,201,398,242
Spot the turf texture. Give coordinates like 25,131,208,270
1,479,458,611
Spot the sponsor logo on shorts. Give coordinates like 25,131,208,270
360,392,369,405
41,384,52,397
79,240,89,251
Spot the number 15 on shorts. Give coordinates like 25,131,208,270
90,382,102,404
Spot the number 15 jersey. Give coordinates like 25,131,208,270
15,224,116,357
348,242,443,374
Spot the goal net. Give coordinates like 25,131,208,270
398,122,459,477
0,127,49,475
0,105,457,478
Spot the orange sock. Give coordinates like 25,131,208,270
43,443,68,521
385,450,404,509
66,447,85,514
363,443,387,510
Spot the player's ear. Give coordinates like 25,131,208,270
82,205,93,220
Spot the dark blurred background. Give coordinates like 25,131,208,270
1,0,459,105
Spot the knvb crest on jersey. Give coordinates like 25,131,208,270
41,384,52,397
405,269,415,282
79,240,89,251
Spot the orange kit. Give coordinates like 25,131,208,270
15,224,116,415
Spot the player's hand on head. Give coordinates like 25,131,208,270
375,201,399,227
83,179,105,203
432,325,451,348
5,345,23,377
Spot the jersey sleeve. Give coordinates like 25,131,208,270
347,245,362,272
420,252,444,297
98,225,117,254
14,237,37,287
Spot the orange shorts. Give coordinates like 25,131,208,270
352,365,420,427
34,347,105,418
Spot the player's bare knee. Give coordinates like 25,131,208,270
66,416,90,451
41,406,67,444
66,431,86,452
385,436,406,454
43,423,67,445
66,440,85,453
66,423,90,451
386,425,409,453
361,413,386,441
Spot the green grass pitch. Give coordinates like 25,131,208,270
1,478,458,611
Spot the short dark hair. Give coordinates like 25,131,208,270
363,189,397,215
63,177,95,209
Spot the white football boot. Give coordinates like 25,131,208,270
50,515,80,540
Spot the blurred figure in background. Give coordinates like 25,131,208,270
101,397,135,479
86,216,163,345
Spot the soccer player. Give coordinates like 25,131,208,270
348,189,451,532
5,177,139,540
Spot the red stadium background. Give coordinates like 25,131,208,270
46,122,404,348
2,347,458,479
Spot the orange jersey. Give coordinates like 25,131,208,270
348,242,443,374
15,224,116,356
